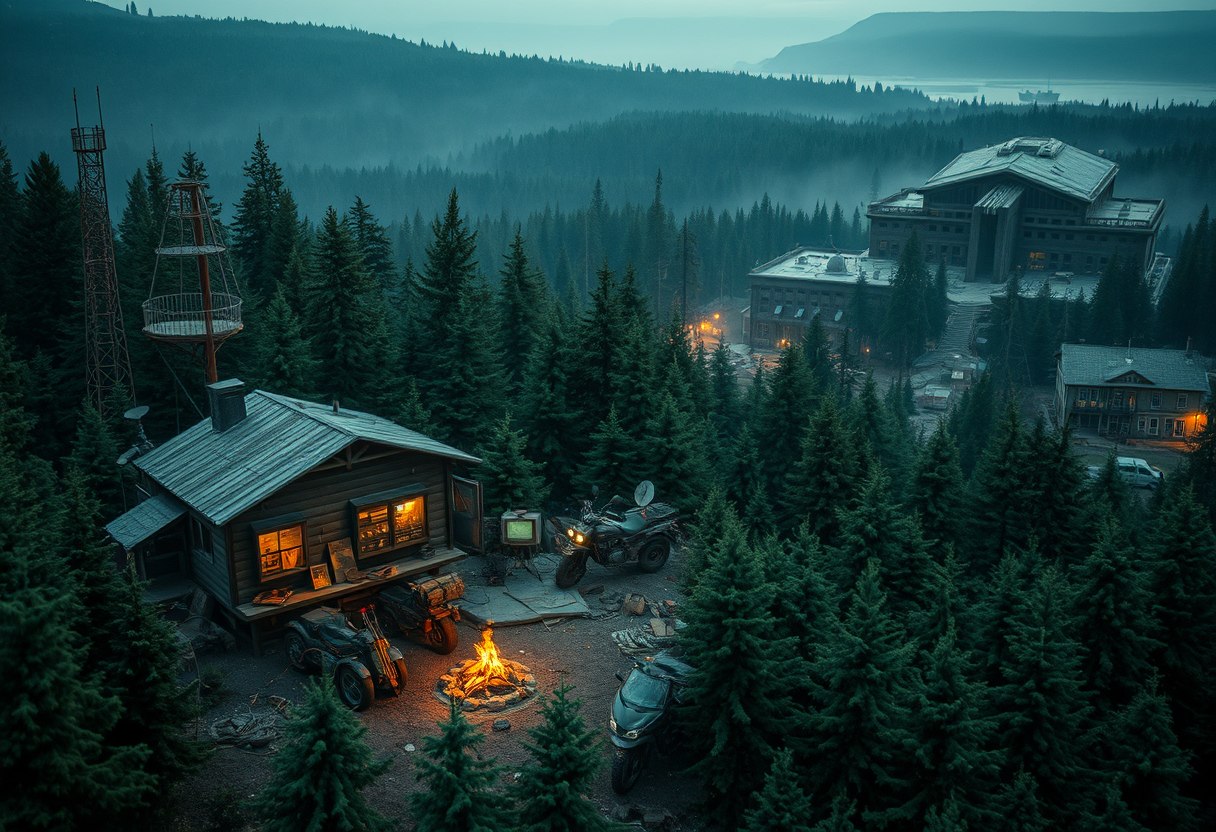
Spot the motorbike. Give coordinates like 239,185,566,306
285,605,407,710
552,480,681,589
375,573,464,655
608,651,692,794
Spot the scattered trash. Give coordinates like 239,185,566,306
209,709,282,750
492,719,511,732
404,743,416,752
612,620,685,656
266,695,291,714
622,594,647,616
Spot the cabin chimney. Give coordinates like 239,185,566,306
207,379,247,432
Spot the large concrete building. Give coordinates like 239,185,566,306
868,137,1164,284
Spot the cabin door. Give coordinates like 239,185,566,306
449,475,483,553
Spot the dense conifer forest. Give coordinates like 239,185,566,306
2,3,1215,830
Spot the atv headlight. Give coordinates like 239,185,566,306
567,528,575,538
575,532,585,544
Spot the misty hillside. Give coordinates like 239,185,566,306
760,11,1216,82
0,0,928,180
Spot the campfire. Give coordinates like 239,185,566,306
437,626,538,712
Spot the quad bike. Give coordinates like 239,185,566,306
285,605,406,710
608,651,692,794
375,573,464,655
552,480,682,589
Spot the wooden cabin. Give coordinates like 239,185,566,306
106,380,483,652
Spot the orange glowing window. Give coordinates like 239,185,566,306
352,490,428,557
256,523,305,579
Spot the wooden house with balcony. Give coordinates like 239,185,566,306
869,137,1164,284
1054,344,1210,440
106,379,483,652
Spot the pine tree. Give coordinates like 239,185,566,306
682,485,731,593
255,677,389,832
231,132,285,297
774,526,838,664
9,152,79,360
518,311,577,493
639,388,706,514
759,342,816,495
948,371,996,477
993,566,1095,825
807,560,918,827
851,374,907,483
514,685,620,832
782,396,858,543
498,229,548,393
393,376,433,435
912,420,965,548
708,339,740,444
991,771,1048,832
476,411,547,519
0,323,34,452
1072,515,1162,712
967,402,1034,571
249,283,317,398
883,230,930,368
1023,422,1090,565
679,515,800,830
1105,677,1199,831
411,699,511,832
63,403,124,516
349,195,394,293
0,142,20,307
907,626,1001,827
743,748,815,832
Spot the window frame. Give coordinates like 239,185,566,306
350,485,429,560
1176,393,1188,409
251,514,308,583
1150,392,1162,410
190,515,213,563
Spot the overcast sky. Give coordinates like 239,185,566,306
97,1,1214,69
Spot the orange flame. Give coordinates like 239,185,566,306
460,627,511,696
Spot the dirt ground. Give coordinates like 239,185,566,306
166,549,701,832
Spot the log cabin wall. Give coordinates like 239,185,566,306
227,445,448,607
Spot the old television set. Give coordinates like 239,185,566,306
500,510,543,547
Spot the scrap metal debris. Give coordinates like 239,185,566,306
611,619,685,656
209,707,284,750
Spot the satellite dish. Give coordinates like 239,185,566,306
634,480,655,508
124,405,150,421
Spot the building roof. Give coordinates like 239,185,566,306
923,137,1117,203
105,493,187,549
1059,344,1210,392
135,390,481,526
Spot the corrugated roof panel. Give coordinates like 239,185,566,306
106,493,186,549
136,391,480,526
923,138,1116,203
1060,344,1210,391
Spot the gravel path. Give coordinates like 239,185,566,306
167,549,701,831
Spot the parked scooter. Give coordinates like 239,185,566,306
608,651,692,794
552,481,681,589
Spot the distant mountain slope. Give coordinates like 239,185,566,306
0,0,927,180
760,11,1216,82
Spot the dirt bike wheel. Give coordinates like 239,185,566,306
611,746,645,794
426,617,459,655
637,538,671,573
555,553,588,588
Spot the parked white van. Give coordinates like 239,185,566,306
1087,457,1166,490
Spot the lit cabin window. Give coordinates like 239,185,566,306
352,491,428,557
256,523,305,579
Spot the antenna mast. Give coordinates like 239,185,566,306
71,87,136,416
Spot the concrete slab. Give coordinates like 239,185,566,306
456,553,591,626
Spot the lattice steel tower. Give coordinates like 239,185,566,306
72,89,135,416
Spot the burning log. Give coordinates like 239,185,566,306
437,626,538,712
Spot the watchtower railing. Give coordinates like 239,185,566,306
142,292,243,339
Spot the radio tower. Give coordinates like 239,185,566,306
72,88,135,417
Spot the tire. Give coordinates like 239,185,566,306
390,658,408,695
555,553,588,589
611,746,645,795
335,664,375,711
426,617,459,655
637,538,671,573
285,631,310,672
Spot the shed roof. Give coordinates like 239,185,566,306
923,137,1116,203
105,493,187,549
1059,344,1210,391
135,390,480,526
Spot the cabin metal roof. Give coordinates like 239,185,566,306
923,137,1117,204
135,390,480,526
1059,344,1210,391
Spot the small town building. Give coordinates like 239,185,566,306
106,380,483,651
1054,344,1211,439
869,137,1164,284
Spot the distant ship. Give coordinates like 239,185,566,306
1019,85,1060,104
